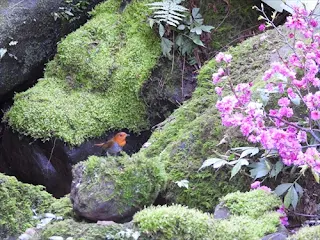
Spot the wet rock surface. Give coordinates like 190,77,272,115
0,0,104,102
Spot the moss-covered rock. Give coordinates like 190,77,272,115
133,204,214,240
4,0,161,145
70,154,167,221
47,195,74,219
221,190,282,218
0,173,55,239
36,219,129,240
133,193,282,240
288,225,320,240
140,28,285,211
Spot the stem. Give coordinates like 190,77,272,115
181,55,185,101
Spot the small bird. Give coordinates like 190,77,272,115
94,132,129,155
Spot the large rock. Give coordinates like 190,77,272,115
0,0,104,101
70,155,167,222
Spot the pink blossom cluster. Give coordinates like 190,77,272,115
277,205,289,226
250,181,271,192
212,6,320,173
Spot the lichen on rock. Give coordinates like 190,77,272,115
4,0,161,146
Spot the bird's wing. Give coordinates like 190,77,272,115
94,140,113,149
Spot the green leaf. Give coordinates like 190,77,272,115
284,187,293,208
239,147,260,158
192,8,201,19
175,35,183,46
161,37,173,58
231,159,249,179
159,23,165,37
213,159,228,168
274,183,293,196
275,161,284,176
177,24,185,30
294,183,303,197
190,26,203,35
289,94,301,106
291,187,299,209
190,35,204,47
199,158,225,170
201,25,214,32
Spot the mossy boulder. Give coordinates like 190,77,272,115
70,154,167,222
140,28,285,211
133,204,215,240
4,0,161,145
35,219,130,240
288,225,320,240
0,173,55,239
133,190,282,240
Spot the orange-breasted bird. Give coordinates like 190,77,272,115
94,132,129,155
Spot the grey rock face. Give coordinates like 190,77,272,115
0,0,104,101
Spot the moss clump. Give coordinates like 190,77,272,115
133,204,214,240
288,225,320,240
221,190,282,218
4,0,161,145
212,212,280,240
37,219,127,240
140,28,285,211
0,173,55,238
73,153,167,214
133,203,280,240
47,195,74,219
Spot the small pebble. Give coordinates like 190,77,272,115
66,237,74,240
18,233,31,240
49,236,64,240
44,213,56,218
25,228,36,236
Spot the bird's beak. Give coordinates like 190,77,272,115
126,134,130,137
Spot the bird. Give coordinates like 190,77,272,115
94,132,129,155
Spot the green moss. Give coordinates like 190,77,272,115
47,195,74,219
200,0,260,50
77,153,167,212
0,173,55,238
133,204,214,240
212,212,280,240
221,190,282,218
4,0,161,145
133,203,280,240
288,225,320,240
139,28,285,211
38,219,127,240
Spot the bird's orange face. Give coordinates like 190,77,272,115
113,132,129,147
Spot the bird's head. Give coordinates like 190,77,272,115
113,132,129,147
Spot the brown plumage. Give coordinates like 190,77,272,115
94,132,129,155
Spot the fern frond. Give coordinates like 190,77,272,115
147,0,187,27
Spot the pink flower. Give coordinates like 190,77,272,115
215,87,223,95
215,52,225,62
259,24,266,31
278,97,290,107
257,186,272,193
212,73,221,84
277,205,289,226
310,19,318,28
311,110,320,120
297,131,307,143
223,54,232,63
250,181,261,189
